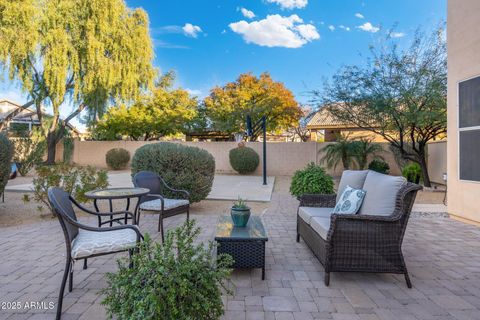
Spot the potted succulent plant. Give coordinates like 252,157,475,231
231,197,251,227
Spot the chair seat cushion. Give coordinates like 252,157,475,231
298,207,333,224
358,170,406,216
310,217,331,240
71,229,138,259
140,198,190,211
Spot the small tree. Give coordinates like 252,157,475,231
351,138,384,170
204,72,302,140
314,27,446,186
319,134,357,170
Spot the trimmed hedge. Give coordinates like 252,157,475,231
131,142,215,203
106,148,130,170
290,162,334,197
0,134,13,195
368,159,390,174
229,146,259,174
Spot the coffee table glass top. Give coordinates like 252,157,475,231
85,187,150,199
215,215,268,240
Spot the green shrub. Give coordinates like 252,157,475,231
368,159,390,174
290,162,334,197
402,163,422,183
24,164,108,214
13,137,46,176
101,220,233,320
229,146,260,174
0,134,14,195
131,142,215,203
106,148,130,170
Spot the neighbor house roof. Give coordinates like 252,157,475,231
307,106,381,130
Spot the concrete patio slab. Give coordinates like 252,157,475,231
5,172,276,202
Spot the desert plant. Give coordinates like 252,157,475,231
101,220,233,320
229,146,260,174
351,138,384,169
368,159,390,174
319,134,357,170
24,164,108,213
12,137,46,176
402,163,422,184
232,197,249,209
106,148,130,170
0,133,14,195
290,162,334,197
131,142,215,203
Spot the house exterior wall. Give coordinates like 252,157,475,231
447,0,480,223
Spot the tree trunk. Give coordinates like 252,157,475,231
418,154,431,187
45,131,58,165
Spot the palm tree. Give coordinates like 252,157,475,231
352,138,384,169
319,134,356,170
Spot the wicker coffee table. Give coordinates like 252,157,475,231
215,215,268,280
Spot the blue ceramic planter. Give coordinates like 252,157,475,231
230,207,251,227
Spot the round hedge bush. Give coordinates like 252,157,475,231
131,142,215,203
290,162,334,198
0,133,13,196
368,159,390,174
106,148,130,170
229,146,260,174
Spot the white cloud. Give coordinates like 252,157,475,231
357,22,379,33
390,32,406,38
339,25,351,31
185,88,202,96
328,25,335,31
229,14,319,48
266,0,308,10
240,7,255,19
182,23,202,38
355,13,365,19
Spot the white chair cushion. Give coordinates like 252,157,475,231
298,207,333,224
358,170,406,216
310,217,331,240
140,198,189,211
71,229,138,259
333,185,366,215
336,170,369,203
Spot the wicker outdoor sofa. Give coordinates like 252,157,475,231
296,170,422,288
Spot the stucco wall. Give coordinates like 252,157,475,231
71,140,408,177
427,141,447,185
447,0,480,223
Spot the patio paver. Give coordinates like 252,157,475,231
0,186,479,320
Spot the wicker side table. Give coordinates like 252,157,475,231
215,215,268,280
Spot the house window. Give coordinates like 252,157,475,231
459,76,480,181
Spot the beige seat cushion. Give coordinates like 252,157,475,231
71,228,138,259
358,170,407,216
298,207,333,224
140,198,189,211
336,170,369,203
310,217,331,240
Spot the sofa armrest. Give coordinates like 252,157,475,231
298,194,336,208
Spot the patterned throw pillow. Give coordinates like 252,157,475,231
332,185,366,214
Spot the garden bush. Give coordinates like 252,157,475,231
106,148,130,170
290,162,334,197
0,133,13,196
402,163,422,184
229,146,260,174
13,137,46,176
101,220,233,320
24,164,108,214
131,142,215,203
368,159,390,174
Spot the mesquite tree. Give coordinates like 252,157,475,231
313,28,446,187
0,0,155,163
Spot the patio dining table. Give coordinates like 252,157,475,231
85,187,149,227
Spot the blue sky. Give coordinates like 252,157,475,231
0,0,446,130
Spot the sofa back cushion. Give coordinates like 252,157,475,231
336,170,369,203
358,170,407,216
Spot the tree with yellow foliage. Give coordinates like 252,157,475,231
0,0,155,163
204,73,302,140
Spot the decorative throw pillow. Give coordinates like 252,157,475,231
332,185,366,214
